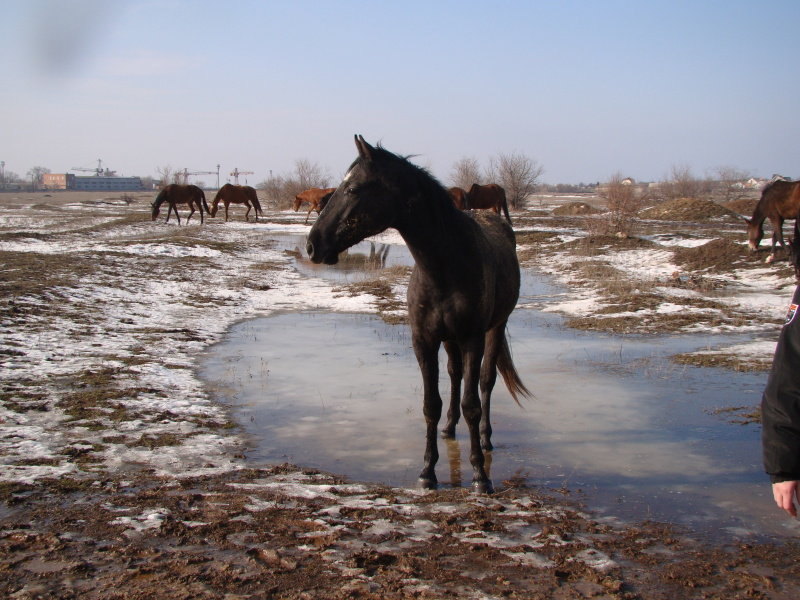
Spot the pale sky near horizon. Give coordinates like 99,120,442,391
2,0,799,187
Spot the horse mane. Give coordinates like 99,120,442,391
357,143,458,225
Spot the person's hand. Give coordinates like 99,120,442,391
772,481,799,517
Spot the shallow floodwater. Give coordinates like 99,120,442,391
201,235,798,541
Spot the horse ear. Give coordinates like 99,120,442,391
354,134,374,160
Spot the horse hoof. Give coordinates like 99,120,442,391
418,477,438,490
766,254,775,264
440,428,455,439
472,479,494,494
481,440,494,451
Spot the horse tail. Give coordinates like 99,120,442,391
252,193,264,216
497,333,531,406
501,198,512,225
499,188,512,225
200,189,210,215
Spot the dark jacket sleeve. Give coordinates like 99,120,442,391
762,285,800,483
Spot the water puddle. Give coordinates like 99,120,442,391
200,234,797,541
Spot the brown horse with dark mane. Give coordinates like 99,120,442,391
746,178,800,258
294,187,336,224
448,187,469,210
307,136,530,493
467,183,512,224
151,184,209,225
210,184,264,222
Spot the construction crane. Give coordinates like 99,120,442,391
70,159,105,176
177,165,220,187
230,168,254,185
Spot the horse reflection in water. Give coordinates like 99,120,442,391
307,135,530,493
294,241,390,272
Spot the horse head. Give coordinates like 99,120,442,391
744,217,763,252
306,135,400,265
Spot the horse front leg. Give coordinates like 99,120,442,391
462,342,492,493
224,202,230,222
413,339,442,489
441,341,462,439
187,204,195,224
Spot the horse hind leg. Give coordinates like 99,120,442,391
441,341,462,439
460,342,493,493
478,326,505,451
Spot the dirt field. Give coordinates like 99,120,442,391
1,190,799,599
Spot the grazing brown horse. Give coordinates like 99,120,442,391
448,187,469,210
307,136,530,493
210,184,264,222
294,187,336,224
467,183,512,224
151,184,209,225
746,179,800,259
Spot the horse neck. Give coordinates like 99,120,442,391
392,189,466,275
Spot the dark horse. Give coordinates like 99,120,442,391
307,136,530,493
745,179,800,259
151,184,209,225
467,183,512,224
210,184,264,221
294,187,337,224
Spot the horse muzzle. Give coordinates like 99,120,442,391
306,237,339,265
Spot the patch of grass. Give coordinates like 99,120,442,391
130,433,184,448
672,352,771,372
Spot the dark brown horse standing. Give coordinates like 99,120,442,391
211,184,264,221
151,184,209,225
467,183,512,224
307,136,530,493
294,187,337,223
746,179,800,259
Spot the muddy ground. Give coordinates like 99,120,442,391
1,191,799,599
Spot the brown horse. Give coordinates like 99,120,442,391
467,183,512,224
294,187,336,224
448,187,469,210
307,136,530,493
210,184,264,222
746,179,800,258
151,184,209,225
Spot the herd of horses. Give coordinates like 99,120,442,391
151,136,798,493
151,183,264,225
151,180,515,227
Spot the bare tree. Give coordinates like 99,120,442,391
156,165,174,188
294,159,331,191
257,159,332,209
26,166,50,191
486,152,544,209
659,164,709,201
595,173,647,237
449,157,481,190
711,165,752,203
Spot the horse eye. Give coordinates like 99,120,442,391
347,186,358,195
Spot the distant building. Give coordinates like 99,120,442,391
41,173,144,191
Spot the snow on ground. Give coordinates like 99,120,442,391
0,196,795,489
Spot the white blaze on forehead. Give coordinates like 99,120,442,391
343,167,355,183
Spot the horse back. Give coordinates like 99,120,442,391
757,180,800,220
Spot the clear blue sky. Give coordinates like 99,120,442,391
2,0,799,186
